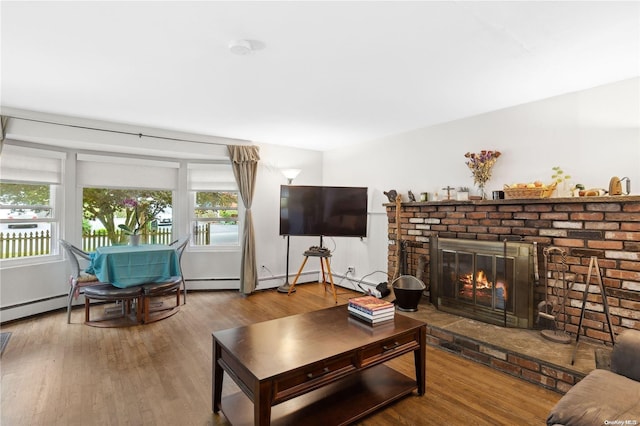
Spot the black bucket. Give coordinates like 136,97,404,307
392,275,426,312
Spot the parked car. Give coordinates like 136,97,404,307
6,211,36,229
2,210,46,229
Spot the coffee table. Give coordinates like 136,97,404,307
212,305,426,425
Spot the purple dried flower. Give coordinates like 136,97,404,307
464,150,501,187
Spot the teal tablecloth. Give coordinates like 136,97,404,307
86,244,180,288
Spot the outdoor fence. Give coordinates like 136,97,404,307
0,228,173,259
0,230,52,259
0,223,221,259
0,223,220,259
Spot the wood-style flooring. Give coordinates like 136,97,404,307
0,284,561,425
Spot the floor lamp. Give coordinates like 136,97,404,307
277,168,301,294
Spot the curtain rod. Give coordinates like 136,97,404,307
6,115,241,147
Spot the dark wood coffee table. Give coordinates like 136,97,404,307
212,305,426,425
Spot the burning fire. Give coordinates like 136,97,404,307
460,270,507,299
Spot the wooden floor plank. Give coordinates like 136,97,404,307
1,284,560,425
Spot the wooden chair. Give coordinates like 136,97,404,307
59,239,100,324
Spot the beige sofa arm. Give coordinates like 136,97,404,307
610,329,640,382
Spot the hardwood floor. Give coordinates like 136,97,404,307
0,284,560,425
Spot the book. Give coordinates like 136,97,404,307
348,303,395,318
348,308,395,324
348,305,395,318
348,295,395,315
348,306,395,321
349,310,395,322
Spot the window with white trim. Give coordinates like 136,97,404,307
76,154,178,250
188,163,240,248
0,144,64,260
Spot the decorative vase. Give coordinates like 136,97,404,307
129,234,141,246
478,183,487,200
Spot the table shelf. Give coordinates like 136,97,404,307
219,364,417,426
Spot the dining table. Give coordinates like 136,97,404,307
86,244,181,288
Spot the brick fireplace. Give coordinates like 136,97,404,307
386,196,640,345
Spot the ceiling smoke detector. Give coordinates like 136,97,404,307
228,39,253,55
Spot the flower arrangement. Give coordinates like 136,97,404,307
118,198,153,235
464,150,501,197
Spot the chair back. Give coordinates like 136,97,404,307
170,235,190,262
59,239,92,279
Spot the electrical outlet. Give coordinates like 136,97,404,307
347,266,355,274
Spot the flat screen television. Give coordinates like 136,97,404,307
279,185,368,237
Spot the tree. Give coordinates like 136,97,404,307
0,183,50,207
195,191,237,218
83,189,172,244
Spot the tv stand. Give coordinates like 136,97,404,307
288,247,337,303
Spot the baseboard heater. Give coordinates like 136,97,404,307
0,293,67,311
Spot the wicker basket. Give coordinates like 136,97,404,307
503,182,557,199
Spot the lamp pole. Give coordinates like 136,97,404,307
277,169,301,294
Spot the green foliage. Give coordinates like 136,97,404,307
195,192,238,221
83,188,172,244
551,166,571,183
0,183,50,205
219,210,238,218
195,192,237,208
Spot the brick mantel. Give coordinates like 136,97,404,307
386,195,640,344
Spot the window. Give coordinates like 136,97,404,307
82,188,173,251
193,191,239,246
76,154,179,250
0,144,63,260
188,163,240,248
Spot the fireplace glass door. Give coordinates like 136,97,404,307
433,238,533,328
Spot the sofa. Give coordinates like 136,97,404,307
547,329,640,426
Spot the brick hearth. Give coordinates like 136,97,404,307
386,195,640,345
399,300,603,394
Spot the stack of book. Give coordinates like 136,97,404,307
348,295,395,325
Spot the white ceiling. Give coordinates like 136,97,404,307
1,1,639,151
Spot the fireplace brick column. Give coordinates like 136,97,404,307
386,196,640,345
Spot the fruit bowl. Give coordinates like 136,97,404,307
503,182,557,199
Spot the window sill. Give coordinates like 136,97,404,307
188,245,241,253
0,253,63,269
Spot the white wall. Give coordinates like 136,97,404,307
0,115,324,321
322,77,640,285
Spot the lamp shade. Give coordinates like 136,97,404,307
281,168,301,182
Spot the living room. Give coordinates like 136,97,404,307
1,2,639,425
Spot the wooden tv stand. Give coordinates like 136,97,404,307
212,305,426,425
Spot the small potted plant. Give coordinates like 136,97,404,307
118,198,155,245
551,166,572,197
